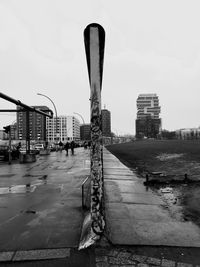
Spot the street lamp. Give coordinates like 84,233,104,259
73,112,85,124
37,93,58,144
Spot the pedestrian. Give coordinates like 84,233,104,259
70,140,75,155
84,141,88,149
16,142,21,158
64,141,70,156
58,141,63,152
88,141,91,149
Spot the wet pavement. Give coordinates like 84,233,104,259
0,148,90,252
1,147,200,266
152,184,200,227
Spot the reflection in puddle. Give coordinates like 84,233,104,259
155,184,200,225
0,182,43,194
159,187,178,205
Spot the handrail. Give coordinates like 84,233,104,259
82,176,90,209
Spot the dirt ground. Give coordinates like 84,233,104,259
106,139,200,177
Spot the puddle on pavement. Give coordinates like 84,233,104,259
159,187,178,205
155,184,200,226
0,182,44,194
0,174,15,178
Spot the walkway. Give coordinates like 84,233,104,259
98,147,200,266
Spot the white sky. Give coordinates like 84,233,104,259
0,0,200,135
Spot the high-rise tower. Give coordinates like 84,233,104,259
136,94,161,138
101,109,111,137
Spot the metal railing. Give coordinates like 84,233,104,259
81,176,91,209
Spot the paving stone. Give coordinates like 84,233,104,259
13,248,70,261
161,259,176,267
96,262,109,267
108,250,119,257
120,259,136,265
146,257,161,265
117,251,132,259
109,257,121,264
95,248,109,256
130,255,147,263
0,251,14,262
177,263,193,267
96,256,108,262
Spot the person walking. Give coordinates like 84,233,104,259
58,141,63,152
70,140,75,155
64,141,70,156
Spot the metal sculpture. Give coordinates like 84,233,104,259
84,23,105,236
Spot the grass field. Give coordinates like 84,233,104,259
106,139,200,178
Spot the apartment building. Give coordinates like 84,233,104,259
46,115,80,143
136,94,161,138
17,105,51,141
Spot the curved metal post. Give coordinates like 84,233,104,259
37,93,58,144
73,112,85,124
84,23,105,237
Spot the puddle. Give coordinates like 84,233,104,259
159,186,178,205
155,184,200,225
0,182,43,194
160,187,173,193
0,174,15,178
21,209,36,214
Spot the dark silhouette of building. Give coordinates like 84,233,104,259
80,124,91,141
136,94,161,138
101,109,111,137
17,105,51,141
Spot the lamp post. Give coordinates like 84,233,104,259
37,93,58,146
73,112,85,124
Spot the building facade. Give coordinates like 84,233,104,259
80,124,91,141
46,115,80,143
101,109,111,137
136,94,161,138
0,130,5,140
17,105,51,141
176,128,200,140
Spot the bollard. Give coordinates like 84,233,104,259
146,174,149,183
184,173,188,182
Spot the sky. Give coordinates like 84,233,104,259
0,0,200,135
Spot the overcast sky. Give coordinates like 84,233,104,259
0,0,200,135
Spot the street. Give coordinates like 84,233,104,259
0,147,90,252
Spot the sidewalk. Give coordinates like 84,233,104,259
0,148,94,266
96,147,200,266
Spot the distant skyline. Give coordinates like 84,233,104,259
1,1,200,135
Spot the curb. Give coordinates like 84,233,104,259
0,248,70,262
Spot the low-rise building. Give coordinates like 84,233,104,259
176,127,200,139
